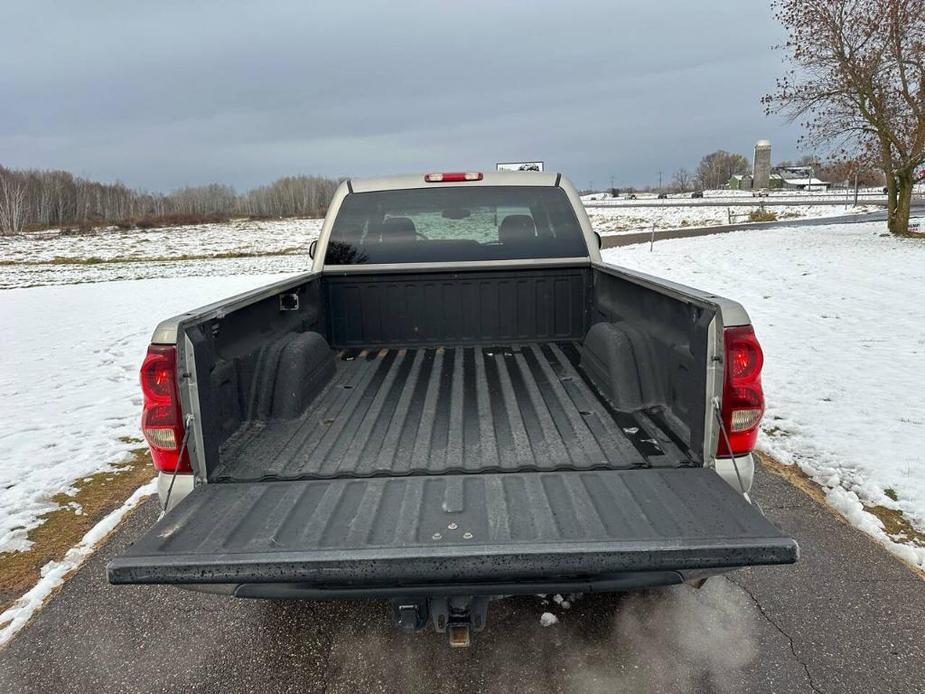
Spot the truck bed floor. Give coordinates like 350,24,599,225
213,342,693,481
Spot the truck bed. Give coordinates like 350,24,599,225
213,341,693,482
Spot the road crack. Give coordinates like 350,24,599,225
728,577,824,694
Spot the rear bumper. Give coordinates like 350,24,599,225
713,453,755,493
156,472,194,512
178,567,733,600
109,537,796,586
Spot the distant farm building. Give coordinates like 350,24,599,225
727,151,830,192
753,140,772,189
728,173,753,190
773,166,829,191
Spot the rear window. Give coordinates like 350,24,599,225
324,186,588,264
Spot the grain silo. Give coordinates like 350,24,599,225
753,140,771,189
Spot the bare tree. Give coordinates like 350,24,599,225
695,151,749,190
671,168,695,192
765,0,925,235
812,157,884,187
0,168,27,234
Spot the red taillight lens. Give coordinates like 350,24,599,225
424,172,483,182
140,345,191,473
717,325,765,458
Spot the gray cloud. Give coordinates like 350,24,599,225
1,0,803,190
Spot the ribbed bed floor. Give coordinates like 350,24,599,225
214,342,693,481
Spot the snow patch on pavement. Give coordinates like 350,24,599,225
0,478,156,647
603,222,925,568
539,612,559,627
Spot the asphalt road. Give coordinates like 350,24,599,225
585,197,891,208
600,208,925,248
1,462,922,694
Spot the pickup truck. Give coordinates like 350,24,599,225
109,170,797,645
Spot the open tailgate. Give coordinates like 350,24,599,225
108,469,797,586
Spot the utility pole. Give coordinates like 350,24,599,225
658,170,663,192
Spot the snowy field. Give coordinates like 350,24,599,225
0,273,294,552
0,218,321,289
0,206,880,288
603,222,925,567
588,204,874,235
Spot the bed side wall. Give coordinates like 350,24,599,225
585,267,714,462
182,275,331,478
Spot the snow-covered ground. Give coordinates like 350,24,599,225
0,218,321,289
0,273,294,552
2,217,321,263
588,204,875,235
603,222,925,567
1,254,309,290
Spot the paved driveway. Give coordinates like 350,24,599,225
0,462,922,693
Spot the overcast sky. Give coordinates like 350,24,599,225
1,1,803,191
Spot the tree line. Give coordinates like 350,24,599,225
0,165,341,235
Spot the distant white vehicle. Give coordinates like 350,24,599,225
496,161,544,172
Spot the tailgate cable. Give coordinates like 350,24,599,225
711,397,750,502
163,414,194,511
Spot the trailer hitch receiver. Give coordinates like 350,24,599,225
390,596,489,647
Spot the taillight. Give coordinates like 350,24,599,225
140,345,191,473
424,172,483,182
717,325,765,457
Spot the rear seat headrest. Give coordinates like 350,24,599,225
371,216,417,242
498,214,536,244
